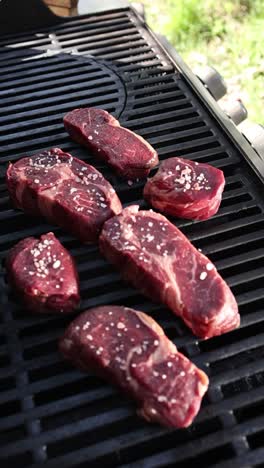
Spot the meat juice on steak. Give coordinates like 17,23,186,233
144,157,225,220
6,232,80,313
63,108,159,180
60,306,208,428
99,206,240,339
6,148,122,242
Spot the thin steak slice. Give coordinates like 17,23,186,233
6,148,122,242
59,305,208,428
6,232,80,314
99,206,240,339
144,157,225,220
63,108,159,179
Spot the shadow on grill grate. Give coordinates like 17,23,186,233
0,6,264,468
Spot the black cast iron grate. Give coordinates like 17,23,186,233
0,7,264,468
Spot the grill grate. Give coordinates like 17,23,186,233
0,7,264,468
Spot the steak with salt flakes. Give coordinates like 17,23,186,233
6,148,122,243
59,306,208,428
6,232,80,314
99,206,240,339
63,108,159,179
144,157,225,220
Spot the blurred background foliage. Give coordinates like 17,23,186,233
132,0,264,124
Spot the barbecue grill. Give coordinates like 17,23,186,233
1,2,264,467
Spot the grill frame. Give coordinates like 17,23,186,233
0,6,264,468
153,33,264,184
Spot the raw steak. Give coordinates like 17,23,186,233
144,157,225,220
6,232,80,314
6,148,122,243
99,206,240,339
59,305,208,428
63,108,159,179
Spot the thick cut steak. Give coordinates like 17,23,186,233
60,306,208,428
6,232,80,313
63,108,159,179
144,157,225,220
99,206,240,339
6,148,122,242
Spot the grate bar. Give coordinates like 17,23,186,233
0,73,117,100
0,56,103,79
1,407,133,457
57,30,143,50
28,415,264,468
211,447,264,468
0,86,120,116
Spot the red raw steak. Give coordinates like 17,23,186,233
6,232,80,314
63,108,159,179
99,206,240,339
59,306,208,428
6,148,122,242
144,157,225,220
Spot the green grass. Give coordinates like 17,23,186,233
132,0,264,124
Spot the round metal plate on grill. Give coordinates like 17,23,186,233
0,51,126,159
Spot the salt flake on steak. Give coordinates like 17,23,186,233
59,306,209,428
6,148,122,243
144,157,225,220
63,108,159,180
99,206,240,339
6,232,80,314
